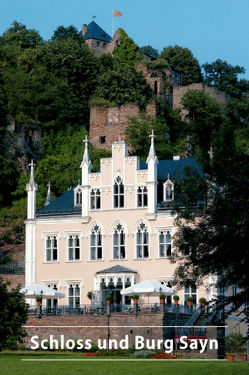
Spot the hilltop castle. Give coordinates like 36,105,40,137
82,21,230,151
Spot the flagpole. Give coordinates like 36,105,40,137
112,9,114,38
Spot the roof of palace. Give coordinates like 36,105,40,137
36,157,203,216
96,265,137,274
82,21,112,42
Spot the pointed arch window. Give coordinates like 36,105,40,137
90,225,102,260
136,222,149,259
113,223,125,259
74,187,82,206
90,189,101,209
114,176,124,208
159,230,171,258
137,186,148,207
163,177,174,201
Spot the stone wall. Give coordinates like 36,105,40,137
90,101,156,150
173,83,231,118
1,273,25,288
24,313,164,348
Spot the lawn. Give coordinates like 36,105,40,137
0,353,249,375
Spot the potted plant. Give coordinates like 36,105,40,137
160,294,166,303
36,296,42,306
105,295,111,305
199,297,206,306
187,296,193,306
132,295,139,304
225,332,245,361
241,351,247,362
173,295,179,305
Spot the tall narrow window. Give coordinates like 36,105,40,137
90,225,102,260
47,284,58,311
46,236,58,262
184,284,197,305
68,284,80,308
136,223,149,259
114,176,124,208
68,235,80,261
90,189,101,209
113,223,125,259
159,230,171,257
164,177,174,201
75,188,82,205
137,186,148,207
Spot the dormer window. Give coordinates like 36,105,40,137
163,177,174,201
74,186,82,206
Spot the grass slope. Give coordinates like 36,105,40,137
0,353,248,375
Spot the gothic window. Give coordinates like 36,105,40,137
113,223,125,259
90,225,102,260
46,284,58,310
68,284,80,308
114,176,124,208
137,186,148,207
68,235,80,261
90,189,101,209
154,81,158,96
136,222,149,259
75,188,82,206
46,236,58,262
159,230,172,257
163,178,174,201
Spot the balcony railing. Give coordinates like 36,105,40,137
0,263,25,274
28,303,197,317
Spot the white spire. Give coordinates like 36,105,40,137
26,159,38,220
146,130,157,163
80,135,91,167
44,182,51,207
28,160,36,186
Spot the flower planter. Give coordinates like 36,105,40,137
106,300,111,305
242,354,247,361
174,300,179,305
160,299,165,304
37,302,41,306
226,354,234,361
133,299,138,304
187,301,193,307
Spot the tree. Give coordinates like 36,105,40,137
113,29,142,68
140,45,159,59
0,278,28,350
181,90,223,166
93,57,152,109
51,25,82,42
125,114,173,160
171,112,249,316
0,21,42,48
203,59,249,98
160,45,202,86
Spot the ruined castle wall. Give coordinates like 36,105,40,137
90,101,156,150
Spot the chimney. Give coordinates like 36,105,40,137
82,24,87,36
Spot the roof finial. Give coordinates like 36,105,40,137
83,135,90,161
147,129,156,160
92,15,96,21
28,159,36,185
44,182,51,207
167,173,170,180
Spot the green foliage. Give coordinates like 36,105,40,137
51,25,82,42
132,294,139,300
0,155,18,207
113,29,142,68
140,45,159,59
89,97,117,107
159,294,166,300
94,57,152,109
0,278,28,350
173,295,179,301
181,90,223,165
160,45,202,85
105,295,111,301
0,21,42,48
199,298,206,304
224,333,246,354
125,114,173,160
87,291,92,300
203,59,249,98
145,59,169,71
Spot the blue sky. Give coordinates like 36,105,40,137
1,0,249,77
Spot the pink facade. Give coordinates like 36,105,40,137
25,137,209,307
